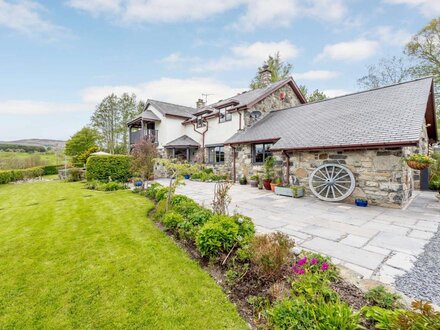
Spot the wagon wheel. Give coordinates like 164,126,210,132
308,164,355,202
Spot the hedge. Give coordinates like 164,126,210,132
0,164,64,184
86,155,131,182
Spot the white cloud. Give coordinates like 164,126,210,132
384,0,440,17
67,0,347,29
81,77,245,106
323,89,351,98
0,0,67,38
0,100,89,115
316,38,379,61
294,70,340,80
375,25,412,46
176,40,299,72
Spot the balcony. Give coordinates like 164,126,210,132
130,129,158,145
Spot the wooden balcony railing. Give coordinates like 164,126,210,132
130,129,158,145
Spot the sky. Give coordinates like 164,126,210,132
0,0,439,141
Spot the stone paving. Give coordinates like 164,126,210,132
158,179,440,286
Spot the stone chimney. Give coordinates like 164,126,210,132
196,98,205,109
259,64,272,87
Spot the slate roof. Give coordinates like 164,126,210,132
225,77,435,151
127,109,160,125
209,77,305,109
148,99,196,118
164,135,200,148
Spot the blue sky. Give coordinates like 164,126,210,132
0,0,438,141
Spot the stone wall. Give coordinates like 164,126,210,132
243,84,302,128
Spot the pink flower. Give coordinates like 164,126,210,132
292,265,305,275
310,258,318,265
321,262,329,271
297,257,308,266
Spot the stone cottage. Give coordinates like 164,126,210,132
225,77,437,208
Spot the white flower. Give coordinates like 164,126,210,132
292,247,302,256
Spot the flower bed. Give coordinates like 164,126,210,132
134,183,440,329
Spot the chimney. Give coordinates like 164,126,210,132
259,64,272,87
196,98,205,109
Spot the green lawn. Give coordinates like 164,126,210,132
0,181,246,329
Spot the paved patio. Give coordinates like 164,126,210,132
159,179,440,285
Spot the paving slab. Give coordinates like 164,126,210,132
369,232,427,255
340,234,370,248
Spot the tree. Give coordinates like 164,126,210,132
299,85,328,103
130,139,158,185
250,52,292,90
65,127,99,162
91,94,120,154
357,56,414,90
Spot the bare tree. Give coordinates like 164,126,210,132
130,139,158,186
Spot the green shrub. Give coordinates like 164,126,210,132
365,285,402,309
172,199,200,218
86,155,131,182
362,300,440,330
155,187,169,202
233,213,255,244
0,166,47,184
41,165,62,175
190,172,201,180
162,211,185,230
170,194,194,206
196,215,239,257
202,167,214,175
67,168,83,182
291,273,339,303
145,182,162,199
267,297,360,330
249,232,295,280
292,252,339,281
177,207,213,240
154,200,167,220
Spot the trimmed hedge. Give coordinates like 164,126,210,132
0,164,63,184
86,155,131,182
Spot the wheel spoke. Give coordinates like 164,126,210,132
334,185,344,196
318,169,328,179
325,186,331,198
330,186,336,199
318,185,328,195
333,168,343,180
313,174,326,181
330,166,335,179
334,173,349,180
334,183,349,191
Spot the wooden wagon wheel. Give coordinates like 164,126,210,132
308,164,355,202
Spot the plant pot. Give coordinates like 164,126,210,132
274,186,293,197
183,174,190,179
270,183,278,191
406,160,431,170
249,180,258,187
262,179,272,190
355,199,368,207
292,187,305,198
134,180,143,187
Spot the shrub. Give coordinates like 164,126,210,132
202,167,214,175
233,213,255,244
67,168,83,182
0,166,48,184
170,194,194,207
362,300,440,330
86,155,131,182
145,182,162,199
291,272,339,303
162,211,185,230
41,165,62,175
154,200,167,220
172,199,200,218
196,215,239,257
267,297,360,330
365,285,402,309
177,207,213,240
291,252,339,281
155,187,169,202
249,232,295,280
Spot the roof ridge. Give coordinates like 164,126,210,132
270,76,434,114
148,99,196,110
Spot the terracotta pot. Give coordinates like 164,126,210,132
262,179,272,190
406,160,431,170
270,183,278,191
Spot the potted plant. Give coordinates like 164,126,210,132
270,177,282,191
258,181,263,190
275,184,293,197
262,156,275,190
239,175,247,185
355,198,368,207
183,173,191,179
249,174,259,187
134,178,143,187
404,154,434,170
291,185,305,198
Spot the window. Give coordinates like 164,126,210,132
219,106,232,123
252,143,273,164
196,116,206,128
208,146,225,164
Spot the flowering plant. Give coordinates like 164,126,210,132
404,154,434,164
291,253,338,280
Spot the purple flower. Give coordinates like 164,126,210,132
310,258,318,265
297,257,308,266
321,262,329,271
292,265,305,275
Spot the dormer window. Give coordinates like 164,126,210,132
219,106,232,123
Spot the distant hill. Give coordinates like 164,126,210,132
0,139,65,149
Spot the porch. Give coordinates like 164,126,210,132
164,135,200,163
127,110,160,146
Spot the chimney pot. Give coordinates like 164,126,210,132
259,65,272,87
196,98,205,109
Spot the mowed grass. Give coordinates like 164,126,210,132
0,181,247,329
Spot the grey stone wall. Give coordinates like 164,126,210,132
243,84,301,128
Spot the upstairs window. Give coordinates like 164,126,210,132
208,146,225,164
252,143,273,164
196,116,206,128
219,106,232,123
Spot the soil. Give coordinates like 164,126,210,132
148,205,376,329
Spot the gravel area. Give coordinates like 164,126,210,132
395,227,440,305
